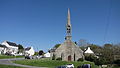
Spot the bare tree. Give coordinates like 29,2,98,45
78,39,89,47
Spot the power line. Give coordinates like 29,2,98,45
103,0,112,44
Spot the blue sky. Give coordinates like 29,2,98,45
0,0,120,52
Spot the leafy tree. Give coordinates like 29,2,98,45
77,58,84,62
18,44,24,53
102,44,114,64
39,50,44,55
85,54,95,62
80,42,120,65
94,57,107,65
85,54,106,65
113,44,120,55
79,46,86,51
54,44,61,49
78,39,89,47
34,52,39,55
18,44,24,50
88,44,102,56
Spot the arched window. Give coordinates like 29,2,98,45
52,54,55,60
61,53,64,60
74,53,75,61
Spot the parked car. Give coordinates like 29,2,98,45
32,55,42,59
79,64,91,68
56,65,67,68
36,55,42,59
56,64,74,68
25,56,33,59
66,64,74,68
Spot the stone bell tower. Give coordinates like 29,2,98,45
66,8,72,40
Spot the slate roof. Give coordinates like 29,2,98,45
25,47,31,51
6,41,18,47
0,44,7,48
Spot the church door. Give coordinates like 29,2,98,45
68,55,71,61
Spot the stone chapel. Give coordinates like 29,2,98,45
51,9,84,61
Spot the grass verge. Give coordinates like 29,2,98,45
0,55,24,59
13,58,99,68
112,66,120,68
0,64,25,68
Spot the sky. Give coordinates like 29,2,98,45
0,0,120,52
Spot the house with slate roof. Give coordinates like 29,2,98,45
1,41,18,55
24,47,35,56
0,44,7,54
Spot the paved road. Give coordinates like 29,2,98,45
0,58,47,68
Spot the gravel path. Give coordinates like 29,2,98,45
0,58,47,68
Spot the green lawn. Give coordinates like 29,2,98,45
13,58,99,68
0,55,24,59
112,66,120,68
0,64,25,68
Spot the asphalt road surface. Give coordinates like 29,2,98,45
0,58,47,68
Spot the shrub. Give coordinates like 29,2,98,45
114,59,120,66
85,54,95,62
56,57,62,61
77,58,84,62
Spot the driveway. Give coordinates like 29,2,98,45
0,58,47,68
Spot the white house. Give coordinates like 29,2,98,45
0,44,7,54
1,41,18,55
44,52,50,57
84,47,94,54
24,47,35,56
84,47,99,58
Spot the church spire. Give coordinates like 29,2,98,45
67,8,71,27
66,8,72,40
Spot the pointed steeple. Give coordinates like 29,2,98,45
66,8,72,40
67,8,71,26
